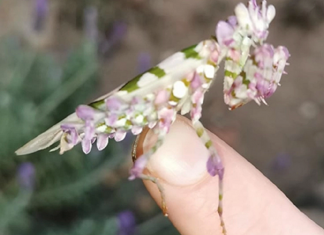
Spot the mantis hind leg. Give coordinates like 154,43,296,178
139,173,168,216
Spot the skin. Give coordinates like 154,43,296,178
135,115,324,235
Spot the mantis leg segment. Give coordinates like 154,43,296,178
131,134,141,163
191,113,226,234
138,173,168,216
131,129,169,215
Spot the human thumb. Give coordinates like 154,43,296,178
134,115,324,235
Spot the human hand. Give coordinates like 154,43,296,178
135,115,324,235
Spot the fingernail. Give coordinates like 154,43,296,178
136,116,211,186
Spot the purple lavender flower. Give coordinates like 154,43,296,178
109,22,127,44
272,153,291,172
117,210,136,235
84,6,98,43
17,162,36,191
33,0,48,32
138,53,151,73
100,22,127,55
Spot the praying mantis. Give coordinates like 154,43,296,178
16,0,289,234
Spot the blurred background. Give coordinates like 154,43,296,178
0,0,324,234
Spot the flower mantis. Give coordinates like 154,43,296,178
16,0,289,234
